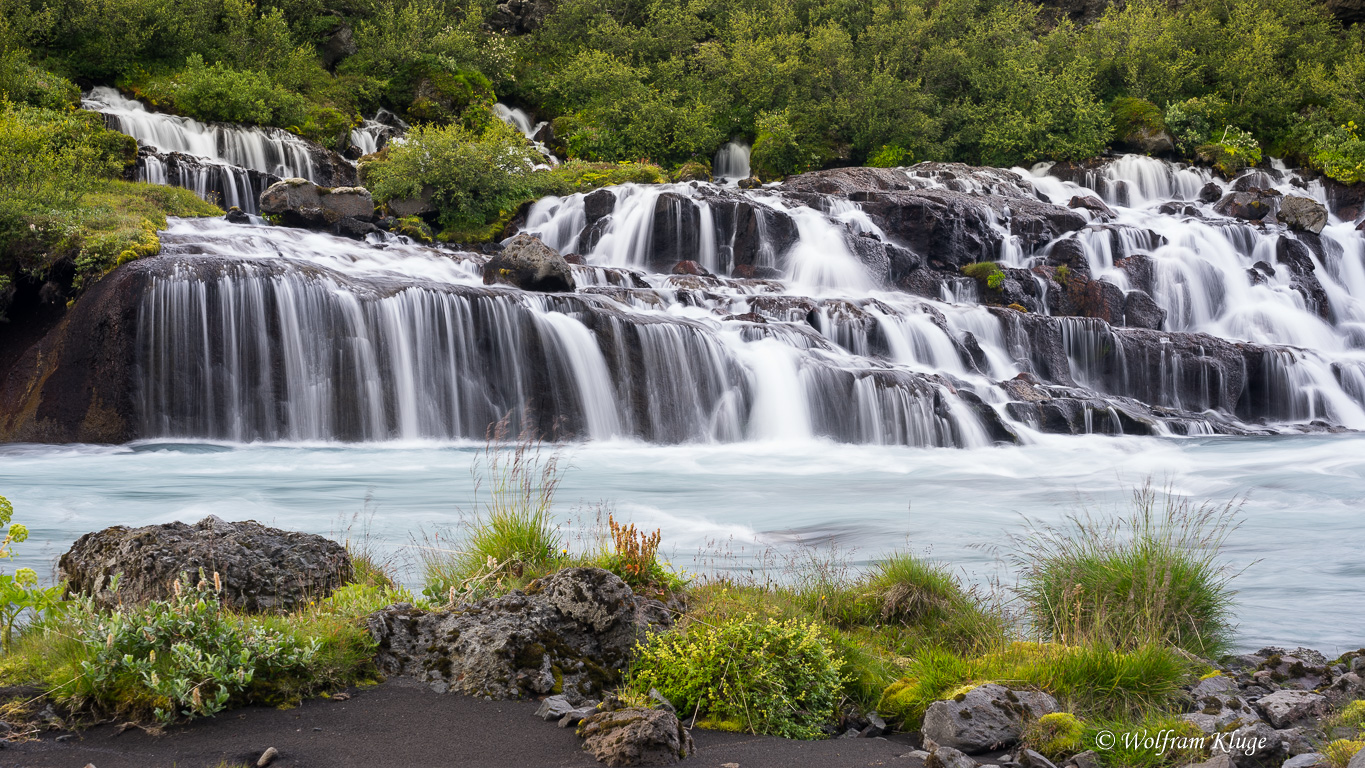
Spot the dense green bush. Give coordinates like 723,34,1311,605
5,0,1365,173
137,55,309,127
65,576,322,723
1198,126,1263,177
364,119,539,240
1312,122,1365,184
630,615,844,739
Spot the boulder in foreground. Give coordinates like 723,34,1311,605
259,178,377,238
59,515,352,612
921,683,1059,754
577,707,695,767
368,567,670,703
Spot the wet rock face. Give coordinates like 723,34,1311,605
1278,195,1328,234
59,516,352,612
367,568,670,704
577,707,696,767
0,262,147,444
921,683,1059,754
484,234,576,293
1215,188,1281,221
259,178,376,238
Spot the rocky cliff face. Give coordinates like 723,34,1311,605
0,264,148,443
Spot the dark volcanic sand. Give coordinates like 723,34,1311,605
7,677,923,768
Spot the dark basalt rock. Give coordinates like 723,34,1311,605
1215,188,1281,221
59,516,352,612
484,234,576,293
1276,238,1331,320
259,178,375,238
0,263,147,443
1123,289,1166,330
368,568,670,704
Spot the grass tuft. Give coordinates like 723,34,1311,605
419,423,567,602
1011,482,1242,657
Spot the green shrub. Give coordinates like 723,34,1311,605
751,109,824,180
0,45,78,109
63,575,321,723
1197,126,1261,177
962,262,1005,291
1012,485,1239,656
134,55,310,128
629,615,844,739
1311,122,1365,184
363,119,539,241
0,494,64,650
1164,97,1227,156
535,161,666,193
867,145,912,168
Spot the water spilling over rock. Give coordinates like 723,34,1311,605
82,87,358,213
4,99,1364,447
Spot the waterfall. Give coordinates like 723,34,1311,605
83,87,319,180
714,140,752,181
111,146,1365,446
136,219,988,446
494,103,558,166
80,87,328,213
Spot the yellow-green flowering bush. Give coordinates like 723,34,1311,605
628,615,844,740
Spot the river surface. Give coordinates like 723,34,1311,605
3,433,1362,653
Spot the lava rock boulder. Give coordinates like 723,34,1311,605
484,234,576,293
577,707,696,767
259,178,376,238
59,516,352,612
921,683,1059,754
367,568,670,703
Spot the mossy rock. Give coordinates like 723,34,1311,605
671,160,711,182
392,57,494,125
1027,712,1085,759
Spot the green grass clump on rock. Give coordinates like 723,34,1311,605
419,431,568,602
1012,483,1240,657
877,641,1192,730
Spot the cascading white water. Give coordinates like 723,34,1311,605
116,143,1365,446
80,87,327,213
714,140,752,181
494,102,558,167
138,219,988,446
83,87,319,180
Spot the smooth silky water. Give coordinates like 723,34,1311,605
10,99,1363,652
3,433,1363,653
